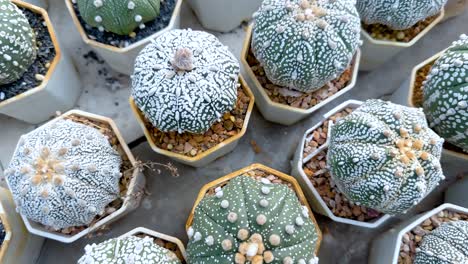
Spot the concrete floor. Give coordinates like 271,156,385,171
0,0,466,263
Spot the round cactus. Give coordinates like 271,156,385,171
186,175,320,264
251,0,361,92
415,220,468,264
76,0,160,35
356,0,446,30
78,235,182,263
132,29,240,134
0,0,37,85
5,119,122,230
327,99,445,215
422,34,468,153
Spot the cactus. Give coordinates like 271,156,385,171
356,0,447,30
327,99,445,215
4,119,122,230
76,0,160,35
0,0,37,85
251,0,361,93
78,235,182,263
414,220,468,264
422,34,468,153
186,175,320,264
132,29,240,134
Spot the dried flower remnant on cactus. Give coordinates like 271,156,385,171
327,99,445,215
5,119,122,230
251,0,361,92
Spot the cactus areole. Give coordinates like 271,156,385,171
186,175,320,264
423,34,468,153
327,100,445,215
0,0,37,85
5,119,122,230
132,29,240,134
251,0,361,93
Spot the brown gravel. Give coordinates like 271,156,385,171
363,14,439,42
247,48,354,110
135,233,185,263
398,210,468,264
145,87,251,157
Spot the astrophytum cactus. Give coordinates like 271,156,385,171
327,99,445,215
414,220,468,264
76,0,160,35
251,0,361,92
5,119,122,230
132,29,240,134
78,235,182,264
356,0,447,30
0,0,37,85
186,176,320,264
423,34,468,152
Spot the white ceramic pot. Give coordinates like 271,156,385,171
0,1,81,124
369,203,468,264
0,187,44,264
290,99,392,228
443,0,468,21
241,26,361,126
5,110,146,243
360,10,444,71
187,0,262,32
445,177,468,208
65,0,183,75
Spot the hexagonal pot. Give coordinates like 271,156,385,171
24,0,47,9
186,0,262,32
0,1,82,124
65,0,183,75
0,187,44,264
360,10,444,71
5,110,146,243
129,76,255,167
241,25,361,126
443,0,468,21
120,227,187,262
369,203,468,264
186,163,322,256
445,176,468,208
291,99,392,228
390,50,468,171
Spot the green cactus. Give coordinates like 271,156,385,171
0,0,37,85
186,175,320,264
422,34,468,153
327,99,445,215
251,0,361,92
414,220,468,264
76,0,160,35
78,235,182,263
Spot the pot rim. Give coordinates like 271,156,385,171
0,203,12,262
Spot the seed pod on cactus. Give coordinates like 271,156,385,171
186,176,320,264
132,29,240,134
423,34,468,153
0,0,37,85
79,235,182,264
327,99,445,215
251,0,361,92
414,220,468,264
76,0,160,35
5,119,122,230
356,0,447,30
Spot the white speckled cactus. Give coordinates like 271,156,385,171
251,0,361,92
423,34,468,153
76,0,160,35
0,0,37,85
356,0,447,30
78,235,182,264
186,176,320,264
5,119,122,230
327,99,445,215
414,220,468,263
132,29,240,134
